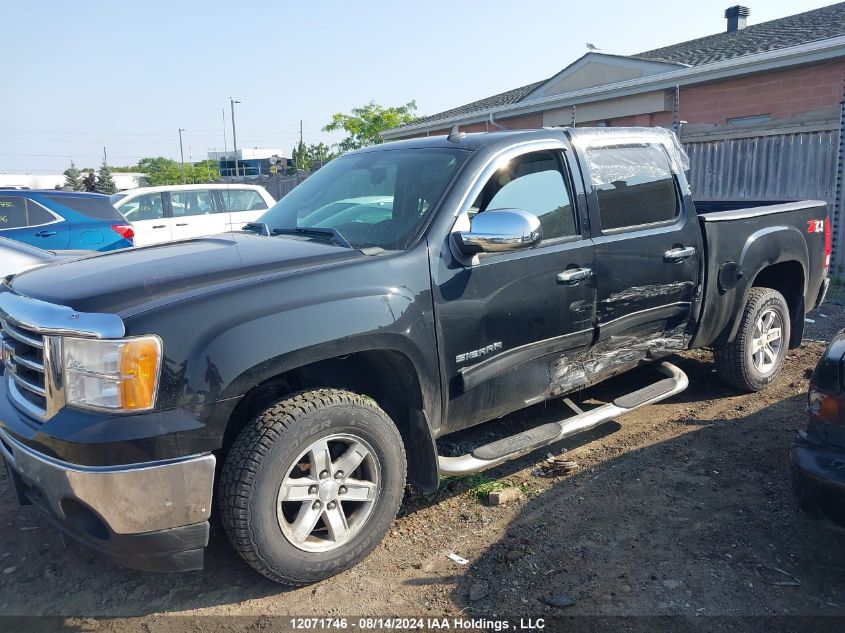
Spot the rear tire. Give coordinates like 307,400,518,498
714,287,791,392
219,388,406,586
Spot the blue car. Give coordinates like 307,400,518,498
0,190,134,251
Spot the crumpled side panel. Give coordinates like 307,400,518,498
549,321,690,397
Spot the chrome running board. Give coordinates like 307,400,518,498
437,361,688,476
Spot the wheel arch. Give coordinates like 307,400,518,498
220,348,440,492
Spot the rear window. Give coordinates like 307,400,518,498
0,196,27,229
44,195,123,220
586,144,678,231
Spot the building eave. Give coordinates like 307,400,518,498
383,35,845,139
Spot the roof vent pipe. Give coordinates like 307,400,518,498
725,5,750,32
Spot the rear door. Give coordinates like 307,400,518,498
583,142,701,369
115,192,171,245
0,195,70,249
169,188,227,240
216,188,272,232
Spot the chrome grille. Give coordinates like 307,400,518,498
1,317,48,418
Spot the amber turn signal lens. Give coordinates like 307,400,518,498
118,337,161,410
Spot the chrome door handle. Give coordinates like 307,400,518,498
557,268,593,285
664,246,696,262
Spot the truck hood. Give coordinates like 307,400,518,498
10,232,364,316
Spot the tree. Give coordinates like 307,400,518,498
94,160,117,194
188,159,221,183
63,161,83,191
322,100,417,153
136,157,181,186
81,170,97,192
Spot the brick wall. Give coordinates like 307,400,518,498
679,59,845,124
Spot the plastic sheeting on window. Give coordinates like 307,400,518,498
567,126,690,176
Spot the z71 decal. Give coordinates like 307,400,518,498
808,219,825,233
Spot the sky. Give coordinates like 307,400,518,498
0,0,838,173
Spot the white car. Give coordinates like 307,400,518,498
110,184,276,246
0,237,70,278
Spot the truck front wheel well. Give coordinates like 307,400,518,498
220,350,438,491
749,261,805,348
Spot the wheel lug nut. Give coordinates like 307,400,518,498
334,471,344,480
308,485,318,495
313,500,322,510
319,470,329,479
327,501,337,510
338,486,347,495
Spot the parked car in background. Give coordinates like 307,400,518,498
0,237,66,278
111,184,275,246
0,191,133,251
792,328,845,528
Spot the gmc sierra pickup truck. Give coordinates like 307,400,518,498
0,127,831,585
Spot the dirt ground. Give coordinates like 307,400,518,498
1,290,844,630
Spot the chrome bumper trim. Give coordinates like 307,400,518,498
0,287,125,339
0,428,215,534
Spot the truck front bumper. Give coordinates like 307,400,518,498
0,426,215,572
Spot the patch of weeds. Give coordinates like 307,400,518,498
439,473,533,501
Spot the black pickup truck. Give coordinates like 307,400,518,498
0,128,830,585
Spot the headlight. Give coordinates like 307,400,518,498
63,335,162,412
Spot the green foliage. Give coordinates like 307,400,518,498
323,100,417,153
438,473,536,502
94,161,117,194
63,161,83,191
135,156,220,185
291,142,338,173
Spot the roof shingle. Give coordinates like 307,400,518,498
636,2,845,65
398,2,845,131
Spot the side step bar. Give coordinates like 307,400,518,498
437,361,688,476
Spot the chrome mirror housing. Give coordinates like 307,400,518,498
456,209,542,255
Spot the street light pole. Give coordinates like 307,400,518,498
230,97,241,178
178,128,187,184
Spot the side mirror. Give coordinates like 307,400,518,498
456,209,542,255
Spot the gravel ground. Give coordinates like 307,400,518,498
1,290,844,631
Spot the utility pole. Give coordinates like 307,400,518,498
178,128,187,183
103,146,107,165
222,108,227,153
300,120,303,145
230,97,241,178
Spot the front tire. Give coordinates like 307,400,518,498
714,287,791,392
219,389,406,586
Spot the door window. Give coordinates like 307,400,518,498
220,189,269,212
586,145,678,231
170,190,217,217
0,196,27,229
25,200,57,226
471,150,577,240
118,193,165,222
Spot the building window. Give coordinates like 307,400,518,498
727,114,772,127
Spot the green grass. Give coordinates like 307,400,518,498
439,473,536,501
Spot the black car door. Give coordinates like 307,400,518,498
582,142,701,375
431,141,597,432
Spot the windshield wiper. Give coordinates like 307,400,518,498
271,226,353,249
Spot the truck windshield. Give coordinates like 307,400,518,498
257,148,468,250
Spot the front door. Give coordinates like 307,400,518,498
584,142,701,373
432,145,596,432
